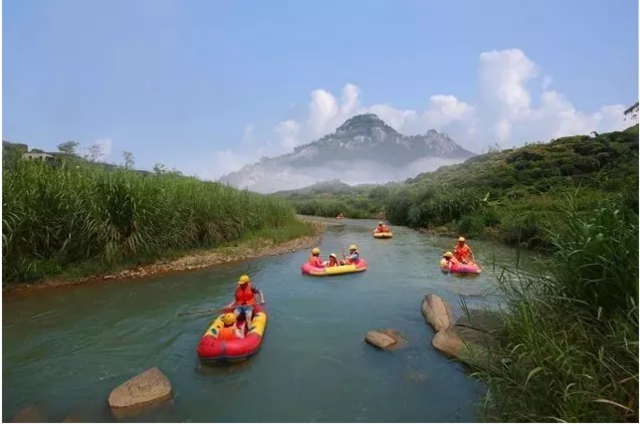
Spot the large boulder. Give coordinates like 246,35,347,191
432,324,499,368
421,294,454,332
108,367,172,410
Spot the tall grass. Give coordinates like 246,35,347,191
2,161,300,283
473,193,639,422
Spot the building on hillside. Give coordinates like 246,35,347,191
22,152,58,166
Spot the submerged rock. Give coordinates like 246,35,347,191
11,405,46,423
421,294,454,332
365,330,396,349
108,367,172,411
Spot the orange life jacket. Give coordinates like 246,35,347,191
328,257,339,267
235,283,256,306
454,244,471,261
376,226,384,232
309,255,323,267
219,324,239,341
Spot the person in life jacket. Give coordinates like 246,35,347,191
323,253,340,267
227,275,263,329
440,251,460,270
453,237,475,264
374,222,385,233
308,247,324,267
218,313,244,341
342,244,360,265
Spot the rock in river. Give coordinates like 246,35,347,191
365,329,408,350
421,294,454,332
365,330,396,349
108,367,172,410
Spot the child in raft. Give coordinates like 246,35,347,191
219,313,245,341
322,253,340,267
440,251,460,270
309,247,324,267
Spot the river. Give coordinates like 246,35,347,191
2,218,535,422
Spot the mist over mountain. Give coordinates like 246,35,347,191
218,113,475,192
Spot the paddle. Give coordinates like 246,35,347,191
178,290,266,317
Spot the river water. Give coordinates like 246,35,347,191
2,218,534,422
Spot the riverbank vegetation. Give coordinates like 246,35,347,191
274,179,394,219
2,157,312,285
474,191,638,422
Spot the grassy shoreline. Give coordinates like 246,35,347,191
3,220,323,295
2,157,323,289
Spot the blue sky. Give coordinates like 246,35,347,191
2,0,638,178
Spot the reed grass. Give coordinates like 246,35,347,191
473,193,639,422
2,160,305,283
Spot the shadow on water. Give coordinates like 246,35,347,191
3,218,535,422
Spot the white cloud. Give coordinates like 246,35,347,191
202,48,634,183
274,119,301,150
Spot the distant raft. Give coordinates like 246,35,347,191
440,261,481,275
197,305,267,363
301,259,368,276
373,231,393,239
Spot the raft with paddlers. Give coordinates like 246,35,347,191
440,261,481,275
301,245,367,276
373,221,393,238
197,305,268,362
440,244,481,275
301,259,368,276
197,274,267,363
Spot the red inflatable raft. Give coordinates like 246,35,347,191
197,305,268,363
440,261,481,275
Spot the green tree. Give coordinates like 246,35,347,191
57,141,79,154
122,151,135,169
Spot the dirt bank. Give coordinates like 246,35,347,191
4,222,325,296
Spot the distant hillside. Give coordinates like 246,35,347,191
285,125,638,246
219,113,475,193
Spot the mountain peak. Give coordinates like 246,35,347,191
336,113,390,134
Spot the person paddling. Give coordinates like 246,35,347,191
226,275,263,330
454,237,475,264
342,244,360,265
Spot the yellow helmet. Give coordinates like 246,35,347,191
378,221,383,225
238,275,250,285
329,253,337,258
349,244,358,251
222,313,236,325
444,251,453,258
458,237,466,242
311,247,320,255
